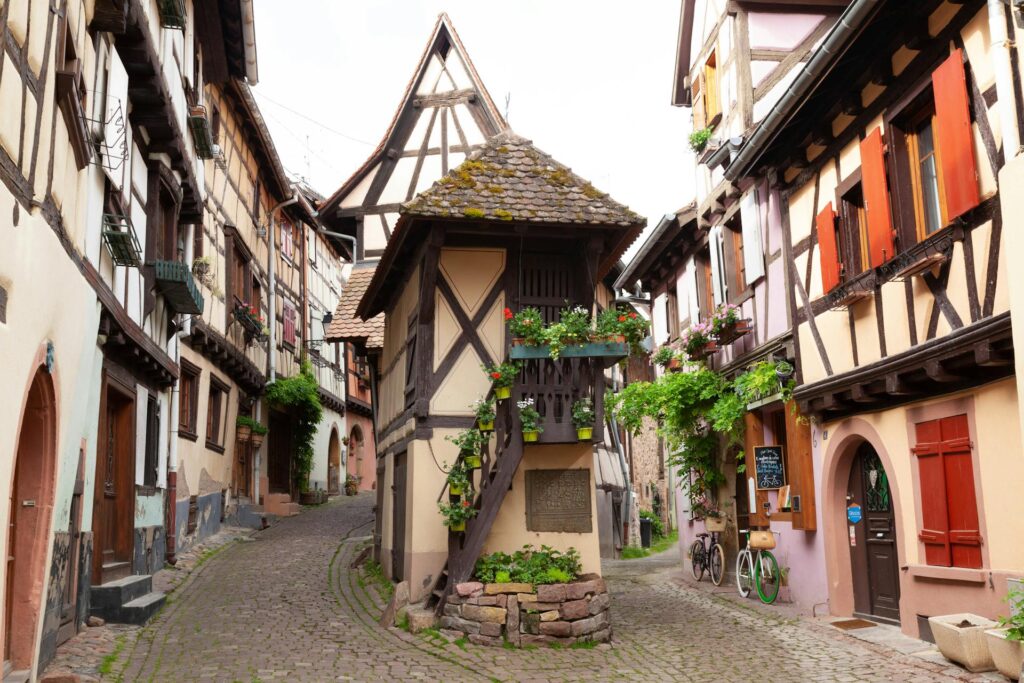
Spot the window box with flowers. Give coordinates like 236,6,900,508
233,301,267,342
506,306,633,361
681,323,718,361
711,303,752,345
518,398,543,442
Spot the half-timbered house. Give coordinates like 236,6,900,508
322,13,508,496
355,131,644,607
723,0,1024,636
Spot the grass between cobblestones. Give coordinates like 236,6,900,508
98,634,127,675
621,530,678,559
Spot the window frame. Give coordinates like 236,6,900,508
835,170,870,281
143,394,160,488
205,374,230,453
178,358,200,440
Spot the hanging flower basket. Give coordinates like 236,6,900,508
523,430,540,443
250,432,265,449
478,420,494,432
667,357,683,371
236,424,252,442
577,427,593,441
450,519,466,532
450,482,464,496
464,454,482,469
688,341,720,362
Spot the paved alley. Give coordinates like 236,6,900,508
75,494,980,682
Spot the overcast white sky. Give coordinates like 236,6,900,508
250,1,697,256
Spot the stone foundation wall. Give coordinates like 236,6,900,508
440,575,612,647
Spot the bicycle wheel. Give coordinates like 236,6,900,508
709,543,726,586
736,550,754,597
689,540,705,581
754,550,781,604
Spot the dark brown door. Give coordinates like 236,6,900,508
847,443,901,624
92,376,135,585
391,452,407,581
268,411,292,494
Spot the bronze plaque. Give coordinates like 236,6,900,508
525,469,592,533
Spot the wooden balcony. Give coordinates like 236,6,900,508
514,355,608,444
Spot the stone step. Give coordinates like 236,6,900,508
3,669,30,683
91,574,153,611
117,592,167,625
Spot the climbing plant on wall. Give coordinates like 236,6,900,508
265,356,323,491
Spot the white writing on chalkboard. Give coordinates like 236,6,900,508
754,445,786,490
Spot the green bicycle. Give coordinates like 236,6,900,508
736,529,781,604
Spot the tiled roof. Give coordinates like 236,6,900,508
325,265,384,349
402,131,645,227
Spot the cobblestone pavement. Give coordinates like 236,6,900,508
83,494,989,682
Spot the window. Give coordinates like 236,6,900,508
150,175,182,262
695,247,715,321
55,16,91,169
144,395,160,487
691,50,720,130
179,360,200,439
913,414,982,569
283,301,297,347
206,376,229,452
228,233,252,306
193,222,204,258
251,278,261,318
722,214,746,299
664,288,679,341
281,221,295,261
907,108,947,238
211,105,221,144
838,174,870,279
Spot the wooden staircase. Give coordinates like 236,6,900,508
428,395,524,613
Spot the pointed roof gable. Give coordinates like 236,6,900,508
403,131,645,227
325,264,384,350
319,13,507,218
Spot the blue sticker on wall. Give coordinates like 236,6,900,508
847,504,863,524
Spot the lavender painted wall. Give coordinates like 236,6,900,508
748,13,823,50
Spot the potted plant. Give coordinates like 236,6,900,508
447,429,485,469
447,462,470,496
250,421,268,449
517,397,543,442
711,303,751,344
689,127,714,153
986,586,1024,680
438,497,477,532
542,306,592,359
652,346,680,370
236,415,255,442
484,361,519,401
775,359,795,382
507,306,546,346
681,322,717,361
929,614,999,672
473,397,496,432
572,398,595,441
597,307,649,356
344,474,359,496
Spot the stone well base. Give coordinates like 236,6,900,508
440,574,612,647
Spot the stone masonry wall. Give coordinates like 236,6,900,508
440,575,611,647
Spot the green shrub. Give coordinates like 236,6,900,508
474,545,582,585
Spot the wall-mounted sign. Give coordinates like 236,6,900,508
849,524,857,547
754,445,786,490
525,469,592,533
847,504,863,524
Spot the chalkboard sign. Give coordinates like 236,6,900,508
754,445,786,490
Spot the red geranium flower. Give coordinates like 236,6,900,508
504,307,513,320
618,315,626,323
491,371,502,380
629,312,638,319
462,500,470,507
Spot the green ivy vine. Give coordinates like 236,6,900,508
265,357,323,491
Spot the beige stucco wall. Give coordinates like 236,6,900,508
176,349,238,504
378,264,420,430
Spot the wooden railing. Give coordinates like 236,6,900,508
515,356,605,444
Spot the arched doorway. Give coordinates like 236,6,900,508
5,367,57,669
348,425,364,484
847,442,901,624
328,429,341,495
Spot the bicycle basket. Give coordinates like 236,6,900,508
704,516,727,532
749,530,776,550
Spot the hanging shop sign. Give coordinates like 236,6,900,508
847,504,863,524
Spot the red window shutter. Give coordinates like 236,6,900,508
860,127,895,267
914,419,952,566
283,303,296,346
815,202,841,292
932,49,980,221
939,415,982,569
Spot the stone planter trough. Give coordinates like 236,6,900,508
929,613,998,672
985,629,1024,680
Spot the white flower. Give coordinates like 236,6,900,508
516,398,535,409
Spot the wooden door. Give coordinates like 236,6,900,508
847,443,901,624
92,376,135,585
391,452,407,581
268,411,292,494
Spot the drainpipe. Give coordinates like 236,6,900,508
240,0,259,85
989,0,1021,161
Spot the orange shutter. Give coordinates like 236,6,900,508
860,127,895,267
933,49,980,221
815,202,841,292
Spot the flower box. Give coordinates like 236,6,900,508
715,318,753,345
986,629,1024,680
687,341,719,362
929,614,998,672
509,341,628,361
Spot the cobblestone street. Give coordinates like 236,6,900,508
63,494,987,682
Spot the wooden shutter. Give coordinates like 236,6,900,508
740,188,765,285
283,302,296,346
708,226,727,306
860,127,895,267
103,46,131,194
913,414,982,568
785,401,815,531
743,412,769,527
815,202,841,293
693,76,707,130
933,49,980,221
